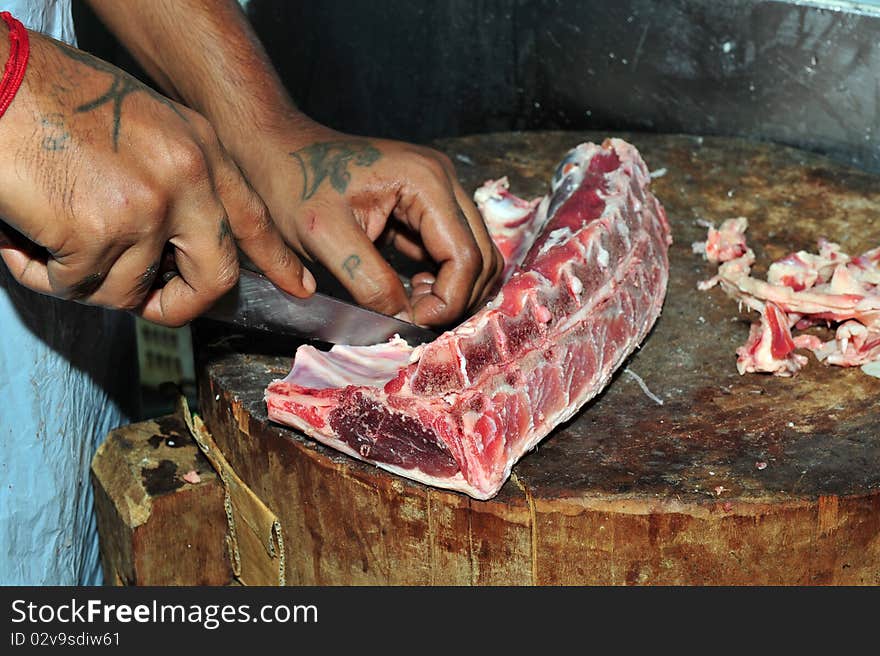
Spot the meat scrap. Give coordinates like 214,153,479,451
266,139,672,500
694,218,880,376
691,217,748,263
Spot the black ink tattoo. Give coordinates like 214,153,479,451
50,40,187,151
134,261,160,296
342,254,361,280
290,141,381,200
50,82,71,97
218,216,233,245
68,273,104,300
40,113,70,151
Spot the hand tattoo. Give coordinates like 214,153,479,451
342,254,361,279
290,141,381,200
134,261,161,296
51,40,186,151
218,216,233,245
68,272,104,300
40,113,70,152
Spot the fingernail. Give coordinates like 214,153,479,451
394,309,413,322
413,273,436,285
301,267,316,293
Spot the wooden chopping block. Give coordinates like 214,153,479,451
91,414,232,586
193,131,880,585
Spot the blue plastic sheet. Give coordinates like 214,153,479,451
0,1,138,585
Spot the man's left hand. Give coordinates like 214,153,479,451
240,122,504,327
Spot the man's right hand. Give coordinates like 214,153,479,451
0,29,313,326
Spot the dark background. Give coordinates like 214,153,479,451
73,0,880,173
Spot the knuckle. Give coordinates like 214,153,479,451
108,176,169,224
136,182,170,229
459,242,483,276
75,214,118,256
113,178,170,240
64,270,106,301
187,113,217,144
292,202,333,240
169,138,209,180
358,288,391,312
432,150,455,171
414,155,448,181
356,273,401,312
81,216,116,251
213,252,240,295
238,198,273,240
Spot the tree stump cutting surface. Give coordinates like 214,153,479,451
194,131,880,585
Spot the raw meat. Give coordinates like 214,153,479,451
691,216,748,263
267,139,672,499
694,218,880,376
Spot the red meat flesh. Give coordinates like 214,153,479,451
266,138,672,499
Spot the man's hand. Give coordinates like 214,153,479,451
81,0,503,327
0,31,312,326
244,123,504,327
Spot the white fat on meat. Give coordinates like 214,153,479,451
696,219,880,375
811,321,880,366
692,217,749,263
596,243,610,268
286,336,414,389
536,227,573,257
474,177,544,278
474,177,539,227
766,246,845,290
735,301,808,376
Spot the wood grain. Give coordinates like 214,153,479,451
92,416,232,586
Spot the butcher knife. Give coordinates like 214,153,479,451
202,268,440,347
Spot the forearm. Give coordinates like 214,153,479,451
83,1,502,325
85,0,312,169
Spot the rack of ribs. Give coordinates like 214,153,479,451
266,138,672,499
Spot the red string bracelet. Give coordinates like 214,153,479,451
0,11,29,120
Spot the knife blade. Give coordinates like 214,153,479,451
203,268,440,346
